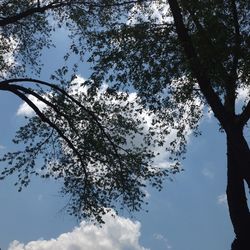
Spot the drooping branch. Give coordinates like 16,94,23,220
13,83,129,168
1,78,134,155
0,82,89,179
168,0,232,130
0,77,135,170
0,0,149,27
10,83,79,134
1,77,96,116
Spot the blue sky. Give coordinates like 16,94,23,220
0,21,248,250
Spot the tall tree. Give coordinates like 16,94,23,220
166,1,250,249
0,1,249,249
69,0,249,248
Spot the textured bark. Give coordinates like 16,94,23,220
226,128,250,250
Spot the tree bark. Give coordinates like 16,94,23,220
226,128,250,250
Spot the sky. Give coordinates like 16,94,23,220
0,13,250,250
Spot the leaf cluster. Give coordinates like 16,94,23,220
0,83,173,222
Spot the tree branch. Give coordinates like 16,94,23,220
185,4,237,114
183,3,230,82
10,83,79,134
0,82,89,179
0,77,133,169
222,0,241,115
0,0,149,27
0,1,61,27
2,78,134,154
168,0,232,130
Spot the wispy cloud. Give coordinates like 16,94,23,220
217,194,227,206
8,211,149,250
153,233,172,249
202,168,214,179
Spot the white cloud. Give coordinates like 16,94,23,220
237,87,249,102
8,212,149,250
235,87,250,114
217,194,227,206
16,95,47,116
0,144,5,150
127,1,171,25
70,75,87,95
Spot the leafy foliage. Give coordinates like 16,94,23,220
0,78,173,222
0,1,249,233
0,0,53,77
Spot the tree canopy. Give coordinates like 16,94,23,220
0,0,180,223
0,0,250,248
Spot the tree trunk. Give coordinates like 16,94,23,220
226,128,250,250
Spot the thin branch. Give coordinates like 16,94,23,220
1,78,134,184
21,129,55,175
1,77,96,115
12,84,127,167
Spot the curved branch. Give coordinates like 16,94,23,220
0,78,135,183
2,84,89,179
10,84,78,134
1,78,132,156
1,77,96,115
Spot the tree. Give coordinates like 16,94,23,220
60,0,249,248
167,2,250,249
0,0,249,249
1,0,176,223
